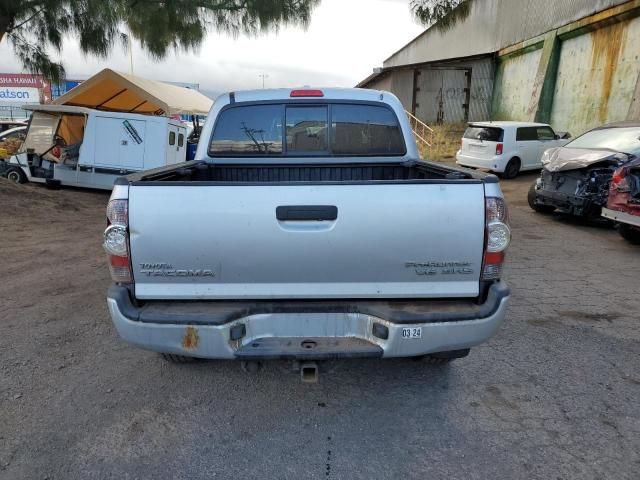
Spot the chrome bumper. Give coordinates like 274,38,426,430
107,284,510,359
602,207,640,227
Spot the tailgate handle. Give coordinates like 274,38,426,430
276,205,338,221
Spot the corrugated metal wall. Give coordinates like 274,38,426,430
415,69,468,123
364,70,413,111
365,74,392,93
414,57,494,123
384,0,629,68
366,58,494,123
363,0,640,131
468,58,495,121
550,15,640,134
494,0,627,50
390,70,414,111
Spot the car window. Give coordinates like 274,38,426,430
331,104,405,155
566,126,640,156
286,106,328,153
463,126,503,142
210,104,283,155
178,133,184,147
169,131,176,146
209,103,405,157
536,127,555,140
516,127,537,141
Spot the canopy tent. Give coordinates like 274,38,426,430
52,69,212,116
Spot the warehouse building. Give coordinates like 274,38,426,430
358,0,640,136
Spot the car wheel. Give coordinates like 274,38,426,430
618,224,640,244
527,183,555,213
501,158,521,179
45,179,61,190
161,353,196,363
6,167,26,184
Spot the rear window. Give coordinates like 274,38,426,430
286,106,328,153
209,104,283,155
331,104,405,155
209,103,405,156
463,125,503,142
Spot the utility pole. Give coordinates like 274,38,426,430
258,73,269,89
128,38,134,74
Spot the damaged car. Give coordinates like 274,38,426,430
528,122,640,220
602,156,640,244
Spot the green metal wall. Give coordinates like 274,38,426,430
550,15,640,134
492,48,543,120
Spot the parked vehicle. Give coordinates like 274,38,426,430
602,156,640,244
0,104,187,190
0,119,27,133
0,125,27,142
104,88,512,373
456,121,570,179
0,126,27,159
528,121,640,220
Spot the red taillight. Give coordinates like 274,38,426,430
290,89,324,97
482,197,510,280
104,199,132,283
495,143,503,155
109,254,130,267
611,167,626,189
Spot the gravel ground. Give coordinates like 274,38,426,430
1,172,639,479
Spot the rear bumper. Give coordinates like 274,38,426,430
455,152,501,171
106,283,510,360
602,207,640,227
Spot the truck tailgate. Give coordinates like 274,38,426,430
129,183,485,299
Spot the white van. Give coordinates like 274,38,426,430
456,121,570,179
0,104,187,189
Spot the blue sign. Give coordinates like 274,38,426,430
51,80,83,99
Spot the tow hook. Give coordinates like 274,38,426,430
241,359,320,383
300,362,319,383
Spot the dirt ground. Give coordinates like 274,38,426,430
1,172,639,479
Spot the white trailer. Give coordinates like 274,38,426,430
1,104,187,190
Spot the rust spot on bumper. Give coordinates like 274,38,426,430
182,326,199,350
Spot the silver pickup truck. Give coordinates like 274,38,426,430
104,88,511,372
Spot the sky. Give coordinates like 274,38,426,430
0,0,425,98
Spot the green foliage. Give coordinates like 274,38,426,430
0,0,320,83
410,0,471,31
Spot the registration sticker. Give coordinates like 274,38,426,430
401,327,422,339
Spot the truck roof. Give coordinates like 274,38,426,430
226,87,392,104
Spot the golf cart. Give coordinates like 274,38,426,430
0,104,188,190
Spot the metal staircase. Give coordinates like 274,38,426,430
405,110,434,159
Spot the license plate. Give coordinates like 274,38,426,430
401,327,422,339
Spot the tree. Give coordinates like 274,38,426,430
410,0,471,30
0,0,319,83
